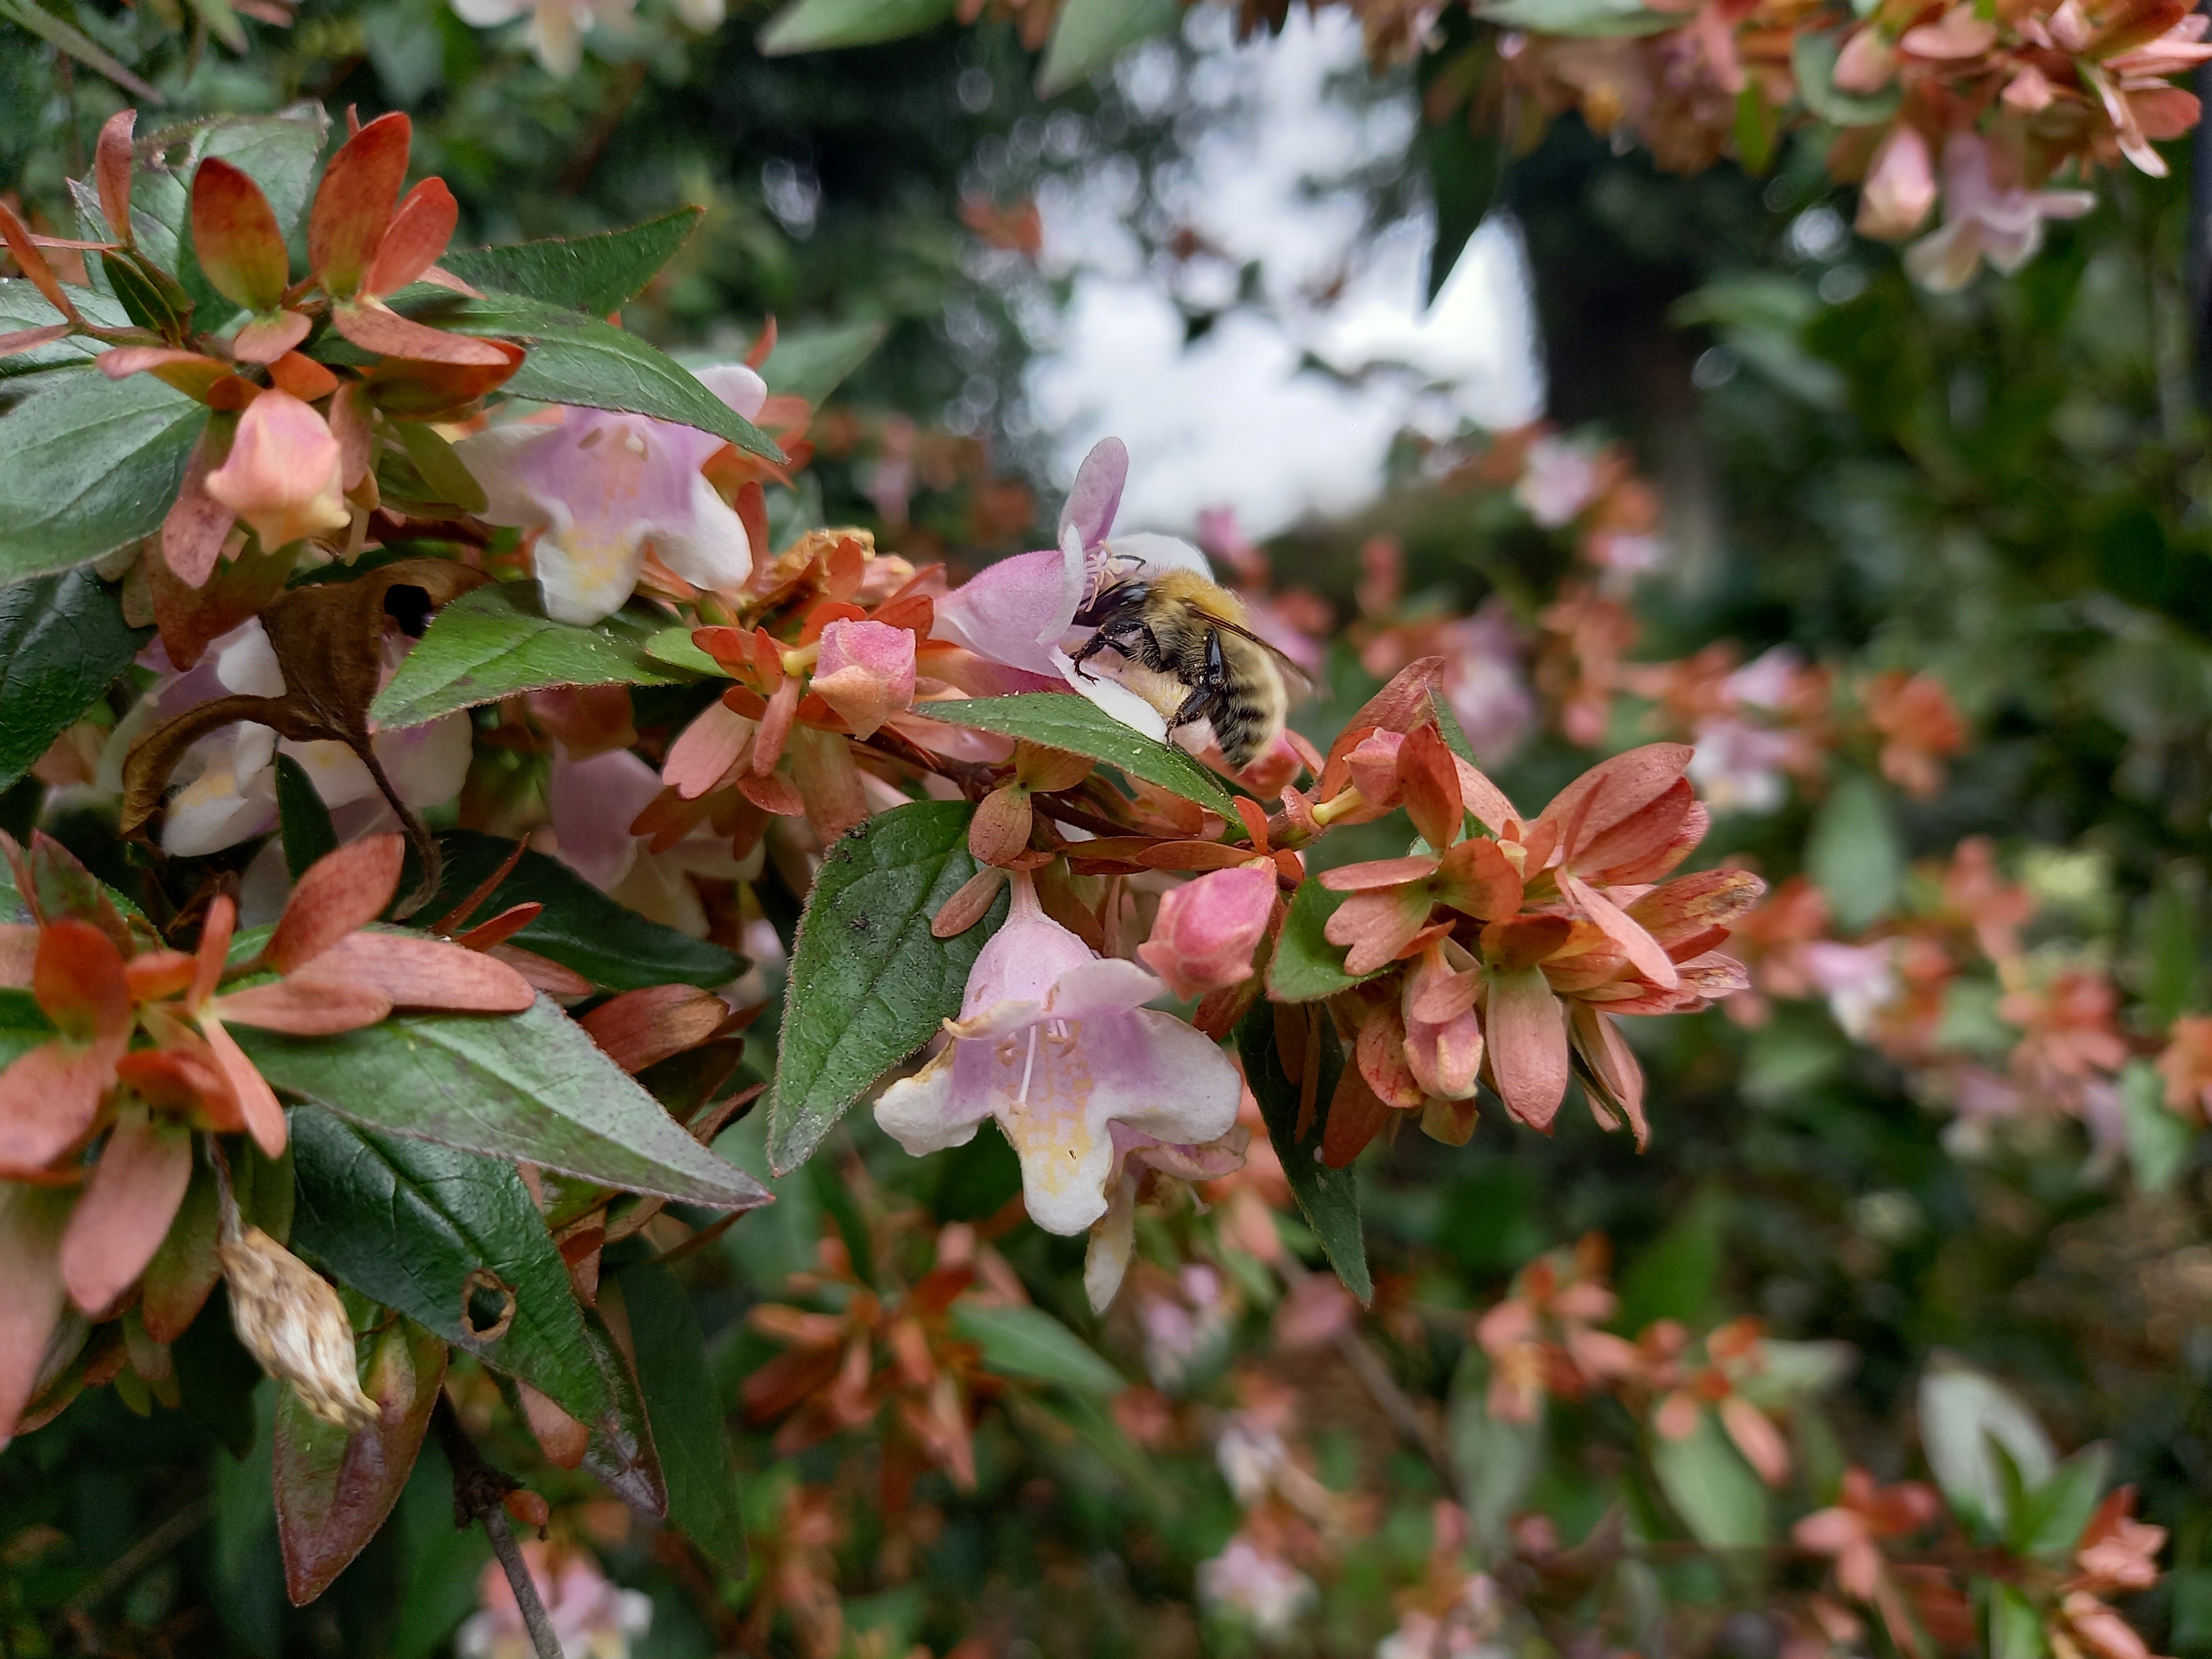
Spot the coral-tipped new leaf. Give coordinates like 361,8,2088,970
362,179,457,299
191,157,291,314
264,835,404,973
308,113,410,296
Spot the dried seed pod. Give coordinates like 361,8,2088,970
217,1224,377,1430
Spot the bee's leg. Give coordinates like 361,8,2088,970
1070,617,1154,681
1165,683,1218,737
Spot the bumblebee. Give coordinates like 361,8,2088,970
1068,567,1300,770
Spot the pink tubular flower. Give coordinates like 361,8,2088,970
809,617,916,739
1136,862,1277,1001
460,365,768,626
1856,126,1938,241
203,390,351,553
457,1542,652,1659
1905,134,2096,291
874,870,1242,1236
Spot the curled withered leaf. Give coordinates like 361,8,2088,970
120,560,488,909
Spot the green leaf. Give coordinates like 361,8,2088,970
0,371,207,583
951,1302,1124,1395
394,422,488,515
1267,880,1382,1001
0,0,159,100
1918,1357,2056,1537
1989,1582,2051,1659
2011,1442,2112,1563
288,1108,613,1425
1473,0,1673,30
273,1316,446,1606
615,1261,748,1573
1446,1348,1545,1548
191,106,333,241
573,1298,667,1517
920,695,1239,816
418,831,742,991
1791,30,1902,127
240,998,771,1211
275,754,339,881
1417,25,1505,302
759,320,889,406
1615,1188,1725,1333
371,584,698,729
1652,1409,1770,1548
770,800,1009,1172
757,0,954,53
1037,0,1179,95
439,210,704,316
2121,1057,2193,1195
1234,1000,1371,1302
643,625,726,676
0,280,119,379
391,287,782,464
0,570,144,792
1806,770,1903,933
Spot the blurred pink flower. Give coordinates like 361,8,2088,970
457,1543,651,1659
1856,126,1937,241
1906,135,2095,291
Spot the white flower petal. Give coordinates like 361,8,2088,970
874,1045,990,1156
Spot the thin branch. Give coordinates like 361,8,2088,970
67,1495,213,1610
431,1395,562,1659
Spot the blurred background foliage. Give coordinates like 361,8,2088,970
7,0,2212,1651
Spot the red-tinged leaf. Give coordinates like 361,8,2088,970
492,944,593,1001
329,301,514,366
309,931,536,1011
96,111,135,248
516,1379,589,1468
191,893,237,1008
212,975,393,1035
1319,855,1441,893
58,1113,192,1314
329,382,372,488
1355,1007,1425,1108
1576,778,1697,883
234,311,314,366
98,348,248,406
160,423,238,588
308,112,410,295
0,926,35,988
1486,966,1568,1131
734,768,805,817
0,323,72,359
264,834,404,974
275,1317,446,1605
0,1190,69,1447
191,156,291,314
114,1044,242,1130
1562,873,1678,991
1319,656,1447,795
1480,914,1573,973
1720,1395,1792,1488
359,344,525,420
1452,755,1522,836
1436,837,1525,920
1398,724,1464,852
1625,868,1766,948
967,785,1033,867
362,178,456,298
33,919,131,1042
580,985,730,1074
664,701,754,801
453,902,542,953
1568,1001,1647,1148
197,1016,288,1156
1540,743,1695,860
1136,842,1261,873
1321,1052,1393,1167
267,351,339,402
141,1154,221,1342
0,200,79,324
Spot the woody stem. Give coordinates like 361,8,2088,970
430,1395,561,1659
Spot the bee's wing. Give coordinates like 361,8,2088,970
1209,615,1318,701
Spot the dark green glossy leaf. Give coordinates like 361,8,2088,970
288,1108,611,1423
273,1316,446,1606
1234,1000,1370,1302
241,999,770,1211
758,0,954,53
1651,1409,1769,1548
0,279,119,379
769,800,1008,1173
0,371,206,582
440,210,704,316
615,1261,746,1571
2011,1443,2112,1563
0,990,50,1071
1267,880,1380,1001
1417,24,1505,302
919,695,1238,815
0,570,145,792
392,286,782,463
0,0,158,101
418,831,742,992
275,754,338,880
371,583,697,729
576,1300,668,1517
951,1302,1123,1395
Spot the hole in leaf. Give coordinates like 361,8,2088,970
460,1267,517,1342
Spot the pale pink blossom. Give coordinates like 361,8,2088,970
1905,135,2095,291
1688,717,1797,815
1137,863,1277,1001
873,870,1241,1235
810,617,916,739
456,1543,652,1659
1857,126,1938,241
1086,1124,1250,1311
460,365,766,625
1801,940,1898,1040
1197,1537,1317,1638
1514,436,1603,526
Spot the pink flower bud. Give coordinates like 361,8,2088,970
1137,863,1276,1000
811,618,917,739
204,390,351,553
1855,126,1936,241
1832,26,1895,93
1344,729,1406,809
